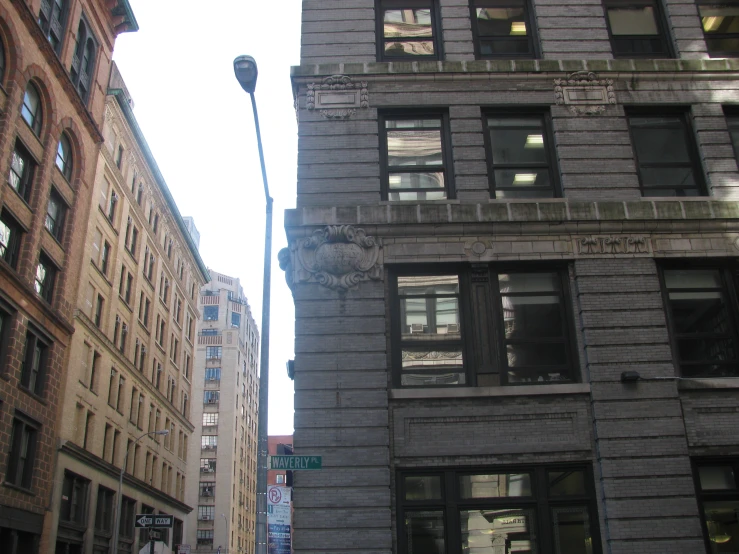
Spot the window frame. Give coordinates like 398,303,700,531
59,470,90,526
6,413,40,490
483,108,561,199
658,261,739,378
45,187,68,242
627,108,707,197
692,457,739,552
35,251,58,304
379,111,455,201
8,140,37,203
397,464,602,554
698,0,739,58
21,326,50,396
56,133,73,181
376,0,443,61
38,0,68,55
69,15,98,104
390,263,580,388
21,83,43,135
0,208,24,269
602,0,673,58
469,0,539,59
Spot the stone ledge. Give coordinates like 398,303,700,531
291,58,739,78
678,377,739,391
390,383,591,400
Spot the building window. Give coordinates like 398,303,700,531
56,133,73,180
380,113,453,201
470,0,536,58
200,458,217,473
201,329,218,337
6,415,39,489
59,471,89,525
0,31,5,83
628,112,705,197
399,466,601,554
693,459,739,550
197,530,214,547
0,209,23,269
8,141,36,202
206,346,222,360
203,413,219,426
70,17,98,103
203,306,218,321
203,390,220,404
0,306,12,372
378,0,440,60
21,83,43,135
485,112,559,198
276,474,286,484
205,367,221,381
201,435,217,450
94,294,104,327
45,188,67,241
391,266,577,387
199,481,215,497
198,505,215,521
35,252,57,303
116,145,124,169
603,0,671,57
699,2,739,57
101,241,111,275
95,486,115,534
38,0,68,54
21,328,49,395
660,265,739,378
231,312,241,328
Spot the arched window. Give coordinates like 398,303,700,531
21,83,42,135
38,0,68,55
70,18,98,104
0,36,6,84
56,133,73,180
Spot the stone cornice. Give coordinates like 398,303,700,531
60,441,192,513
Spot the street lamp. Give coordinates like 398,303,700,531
233,54,273,554
112,429,169,554
222,512,229,553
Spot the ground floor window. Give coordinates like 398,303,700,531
694,458,739,552
398,465,601,554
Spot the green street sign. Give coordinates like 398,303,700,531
270,455,322,470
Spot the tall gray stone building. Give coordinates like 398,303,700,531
281,2,739,553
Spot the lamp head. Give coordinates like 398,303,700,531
156,430,170,436
234,55,258,93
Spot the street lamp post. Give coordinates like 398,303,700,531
233,54,272,554
111,430,169,554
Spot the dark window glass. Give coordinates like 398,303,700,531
21,83,42,135
392,266,576,387
404,475,443,500
400,467,600,554
0,209,23,268
6,416,39,489
0,35,6,83
379,0,438,60
231,312,241,328
604,0,671,57
381,115,452,201
38,0,67,55
486,114,558,198
694,459,739,551
662,267,739,378
95,486,115,532
700,2,739,57
59,471,90,524
21,328,49,395
8,141,36,202
629,113,705,197
203,306,218,321
471,0,536,58
46,188,67,241
35,252,57,303
70,18,97,103
56,133,73,180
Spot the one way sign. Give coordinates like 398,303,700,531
135,514,174,528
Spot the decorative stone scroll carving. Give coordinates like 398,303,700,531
575,236,650,255
306,75,369,120
283,225,382,291
554,71,616,115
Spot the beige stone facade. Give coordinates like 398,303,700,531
185,270,259,554
47,64,209,554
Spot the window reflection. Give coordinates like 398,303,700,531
460,474,532,499
405,511,445,554
461,508,536,554
381,4,436,58
700,5,739,56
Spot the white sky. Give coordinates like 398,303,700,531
112,1,302,435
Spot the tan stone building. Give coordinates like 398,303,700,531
185,270,259,554
47,63,209,554
0,2,136,553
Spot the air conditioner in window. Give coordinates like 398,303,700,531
409,323,424,333
207,398,217,404
447,323,459,333
202,515,210,520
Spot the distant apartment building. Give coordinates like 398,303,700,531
0,2,137,553
48,63,209,554
185,270,259,554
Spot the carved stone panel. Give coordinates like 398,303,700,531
554,71,616,116
282,225,382,291
574,235,651,256
306,75,369,120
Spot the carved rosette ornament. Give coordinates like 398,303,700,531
282,225,382,291
306,75,369,120
554,71,616,116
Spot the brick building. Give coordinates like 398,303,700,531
47,63,209,554
281,1,739,553
0,1,136,553
185,269,260,554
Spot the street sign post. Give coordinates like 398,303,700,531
269,456,322,470
135,514,174,528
